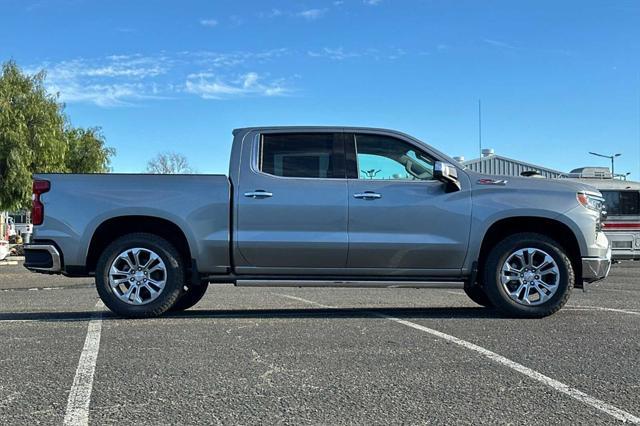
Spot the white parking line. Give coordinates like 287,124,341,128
276,293,332,308
276,293,640,424
566,306,640,316
444,290,640,317
0,318,96,324
63,300,104,426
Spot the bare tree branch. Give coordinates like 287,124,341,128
145,152,195,174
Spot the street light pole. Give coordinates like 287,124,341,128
478,99,482,158
588,151,622,177
611,157,614,176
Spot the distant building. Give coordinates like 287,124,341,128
460,148,566,179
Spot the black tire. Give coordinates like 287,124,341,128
463,281,493,307
96,233,185,318
482,232,574,318
171,283,209,312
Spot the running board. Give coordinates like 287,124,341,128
235,280,464,289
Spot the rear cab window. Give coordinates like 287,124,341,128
259,133,345,179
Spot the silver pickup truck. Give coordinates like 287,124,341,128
24,127,611,318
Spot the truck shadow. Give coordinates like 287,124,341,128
0,306,500,323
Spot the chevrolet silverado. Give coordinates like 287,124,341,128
24,127,611,318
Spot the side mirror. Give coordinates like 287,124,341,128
434,161,461,192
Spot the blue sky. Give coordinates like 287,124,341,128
2,0,640,178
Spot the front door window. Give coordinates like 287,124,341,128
355,134,435,181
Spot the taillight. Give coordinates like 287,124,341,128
32,180,50,226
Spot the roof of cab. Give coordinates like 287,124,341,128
233,126,403,136
231,126,458,165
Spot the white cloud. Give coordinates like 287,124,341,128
307,47,361,60
307,46,406,61
187,48,290,68
28,44,414,107
297,8,327,20
29,50,292,106
184,72,289,99
364,0,382,5
199,18,218,27
27,55,171,106
47,82,151,107
242,72,259,88
43,55,170,80
266,8,283,18
483,38,516,49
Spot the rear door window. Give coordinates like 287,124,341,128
260,133,345,179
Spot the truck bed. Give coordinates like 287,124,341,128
32,173,231,275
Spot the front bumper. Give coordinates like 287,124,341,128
23,244,62,273
582,246,612,283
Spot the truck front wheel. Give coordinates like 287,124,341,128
482,233,573,318
96,233,184,318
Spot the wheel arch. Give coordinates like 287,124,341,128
86,215,192,275
475,216,583,287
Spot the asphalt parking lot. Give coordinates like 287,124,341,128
1,261,639,425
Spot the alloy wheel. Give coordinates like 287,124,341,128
500,248,560,306
108,247,167,305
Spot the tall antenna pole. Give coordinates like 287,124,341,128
478,99,482,157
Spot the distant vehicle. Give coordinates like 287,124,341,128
8,213,33,237
24,127,611,318
3,213,34,244
562,168,640,261
0,240,9,261
5,216,16,238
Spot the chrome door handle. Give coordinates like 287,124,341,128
244,190,273,198
353,192,381,200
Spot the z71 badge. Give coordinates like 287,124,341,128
477,178,508,185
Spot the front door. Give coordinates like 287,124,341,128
235,132,349,273
346,132,471,273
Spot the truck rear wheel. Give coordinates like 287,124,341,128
482,233,573,318
171,283,209,312
96,233,184,318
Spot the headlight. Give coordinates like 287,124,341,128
577,191,604,211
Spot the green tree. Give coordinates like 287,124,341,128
65,127,114,173
0,61,114,210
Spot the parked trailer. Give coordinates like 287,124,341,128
562,177,640,260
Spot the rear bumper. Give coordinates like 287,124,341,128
23,244,62,273
582,246,612,283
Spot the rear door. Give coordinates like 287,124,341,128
235,131,349,273
345,132,472,273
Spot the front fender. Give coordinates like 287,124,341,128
464,187,588,271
